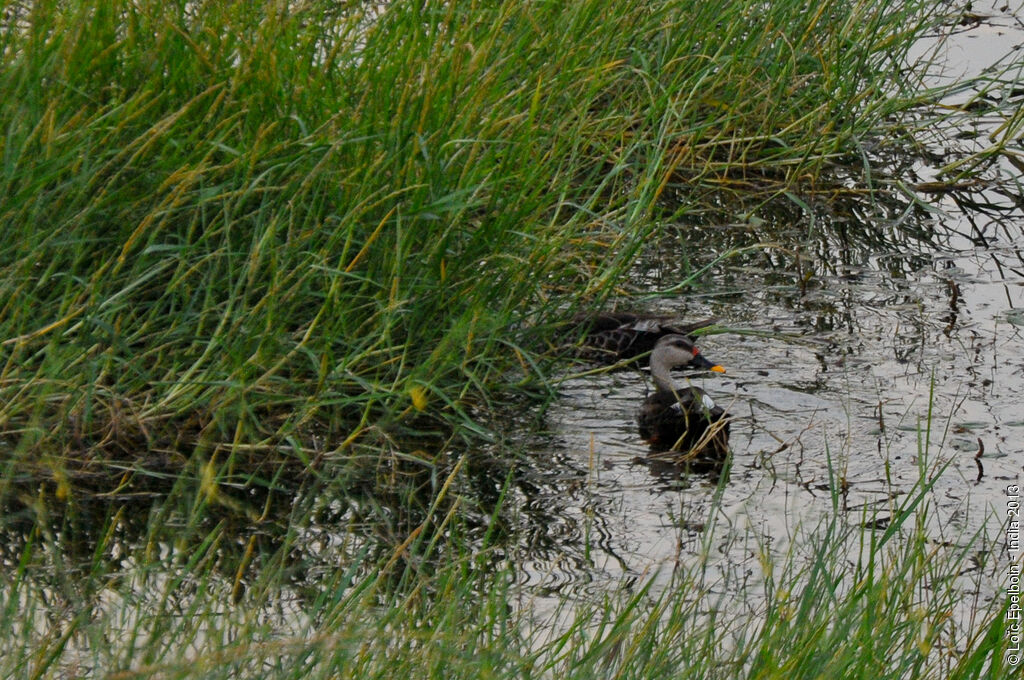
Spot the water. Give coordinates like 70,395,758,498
513,0,1024,616
2,1,1022,667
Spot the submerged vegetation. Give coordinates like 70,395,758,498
0,0,1016,677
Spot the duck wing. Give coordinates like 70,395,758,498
570,313,719,364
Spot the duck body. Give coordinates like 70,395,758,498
638,385,729,456
568,312,717,365
637,334,729,458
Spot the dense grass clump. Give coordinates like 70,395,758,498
0,0,943,485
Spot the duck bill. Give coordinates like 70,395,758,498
689,354,726,374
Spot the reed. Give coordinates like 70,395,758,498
0,423,1010,678
1,3,1011,676
1,0,946,479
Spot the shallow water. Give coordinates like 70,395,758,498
520,197,1023,593
511,0,1024,617
2,2,1021,665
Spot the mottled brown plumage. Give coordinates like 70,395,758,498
566,312,718,365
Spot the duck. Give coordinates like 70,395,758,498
637,334,730,459
565,312,718,365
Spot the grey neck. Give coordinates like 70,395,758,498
650,354,678,394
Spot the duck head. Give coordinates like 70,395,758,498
652,334,726,373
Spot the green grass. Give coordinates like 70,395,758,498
0,438,1011,678
1,0,947,482
0,1,1014,678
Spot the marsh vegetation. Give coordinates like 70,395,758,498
1,0,1021,676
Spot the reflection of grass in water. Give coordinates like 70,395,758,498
541,467,1005,678
0,430,1010,677
0,0,1011,675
